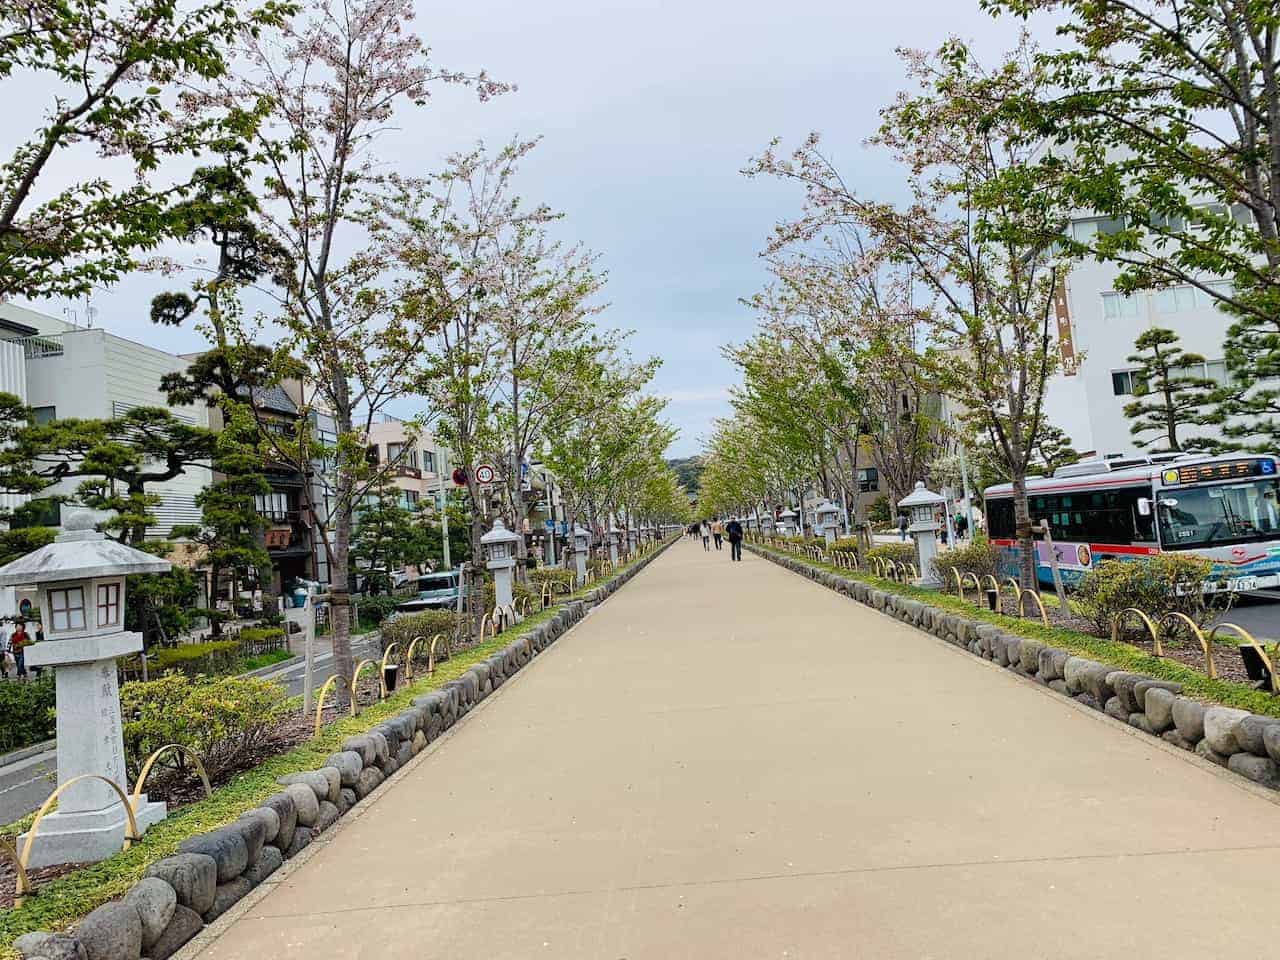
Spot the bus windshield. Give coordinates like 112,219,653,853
1157,478,1280,549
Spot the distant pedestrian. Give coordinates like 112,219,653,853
897,513,909,542
726,517,744,562
955,513,969,541
11,621,29,679
700,521,711,551
711,519,724,550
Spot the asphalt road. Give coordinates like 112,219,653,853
0,637,380,824
1220,590,1280,641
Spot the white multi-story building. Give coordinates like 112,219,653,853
1043,213,1244,458
0,302,211,536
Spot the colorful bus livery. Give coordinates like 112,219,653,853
983,453,1280,592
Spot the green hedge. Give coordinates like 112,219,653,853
0,678,55,753
380,609,459,654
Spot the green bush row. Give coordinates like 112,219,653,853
0,679,55,753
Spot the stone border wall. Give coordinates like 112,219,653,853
12,539,677,960
750,544,1280,792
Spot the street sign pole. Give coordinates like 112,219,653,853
440,448,451,570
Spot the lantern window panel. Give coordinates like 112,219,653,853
49,585,86,631
97,582,121,627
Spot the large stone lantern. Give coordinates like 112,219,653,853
814,500,841,546
481,518,521,621
778,509,797,537
0,511,170,866
626,525,637,555
899,481,945,586
607,523,621,566
571,524,591,585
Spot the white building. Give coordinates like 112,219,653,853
0,303,211,536
1043,214,1242,458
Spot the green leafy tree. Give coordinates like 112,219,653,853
351,478,433,594
0,0,290,300
1123,328,1218,452
982,0,1280,450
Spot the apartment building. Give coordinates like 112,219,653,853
1042,212,1251,459
0,302,211,536
365,415,450,512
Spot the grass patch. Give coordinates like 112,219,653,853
753,543,1280,720
0,544,671,951
239,650,295,672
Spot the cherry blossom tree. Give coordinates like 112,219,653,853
746,37,1071,587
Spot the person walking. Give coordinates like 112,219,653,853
0,623,9,680
711,518,724,550
897,512,909,542
700,521,711,551
726,517,744,562
955,512,969,541
11,621,29,680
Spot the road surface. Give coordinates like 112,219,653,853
0,637,379,824
191,540,1280,959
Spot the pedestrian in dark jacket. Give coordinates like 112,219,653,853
726,518,744,562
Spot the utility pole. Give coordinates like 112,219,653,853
958,440,974,532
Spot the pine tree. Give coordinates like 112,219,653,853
1123,328,1217,453
351,478,433,594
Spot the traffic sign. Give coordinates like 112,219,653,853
475,464,496,484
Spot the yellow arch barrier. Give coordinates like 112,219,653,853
349,658,379,716
1002,577,1020,603
906,562,919,580
1212,622,1279,694
1018,589,1049,627
541,582,553,609
404,635,426,680
1,836,30,907
379,643,399,698
427,633,446,675
981,574,1000,602
950,566,964,599
130,743,212,809
18,774,139,902
313,673,340,736
1159,612,1215,679
1110,607,1162,656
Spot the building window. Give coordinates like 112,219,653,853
254,491,290,521
1101,292,1142,319
96,582,120,627
1112,370,1140,395
1154,286,1197,314
857,467,879,493
49,586,86,632
423,450,437,473
1070,216,1126,243
31,406,56,424
387,442,403,464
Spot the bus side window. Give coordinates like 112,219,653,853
1121,487,1156,542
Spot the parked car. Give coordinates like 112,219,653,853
394,570,465,613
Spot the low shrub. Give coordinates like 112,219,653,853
125,640,242,680
868,542,917,567
379,608,459,654
931,535,1000,586
354,594,400,628
0,678,56,753
830,537,863,554
120,673,289,780
1074,554,1226,639
236,626,287,657
529,567,574,595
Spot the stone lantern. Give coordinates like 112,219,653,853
608,522,621,566
761,514,775,535
571,524,591,585
814,499,841,546
481,518,521,621
0,511,170,866
626,524,637,555
778,509,797,537
899,481,946,586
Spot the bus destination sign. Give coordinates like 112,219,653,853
1163,458,1277,486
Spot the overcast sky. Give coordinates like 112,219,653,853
18,0,1038,457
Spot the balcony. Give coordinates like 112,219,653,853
17,335,65,359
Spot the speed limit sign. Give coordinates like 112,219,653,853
475,464,496,484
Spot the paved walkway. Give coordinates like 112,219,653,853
194,539,1280,959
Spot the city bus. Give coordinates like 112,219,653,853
983,452,1280,591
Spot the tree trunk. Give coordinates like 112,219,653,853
1012,472,1037,591
330,471,354,707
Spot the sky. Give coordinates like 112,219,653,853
16,0,1037,457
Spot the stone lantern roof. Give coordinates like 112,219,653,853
0,512,170,586
898,481,945,511
480,517,520,548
